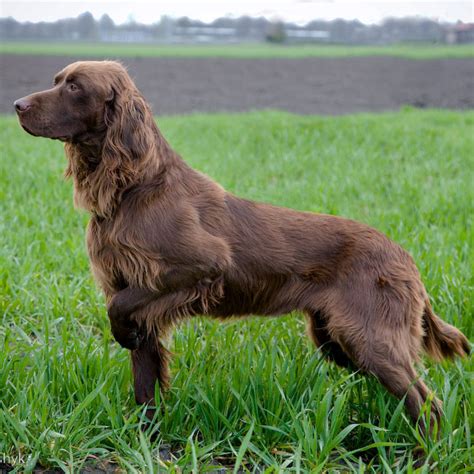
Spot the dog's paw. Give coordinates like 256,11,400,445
110,321,144,350
122,328,144,351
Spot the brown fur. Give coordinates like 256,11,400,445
14,60,470,433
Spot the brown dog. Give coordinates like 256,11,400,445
14,60,469,432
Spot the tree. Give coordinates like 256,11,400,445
77,11,98,40
266,21,286,43
99,14,115,32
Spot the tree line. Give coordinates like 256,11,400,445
0,12,459,44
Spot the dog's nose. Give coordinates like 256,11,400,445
13,98,31,113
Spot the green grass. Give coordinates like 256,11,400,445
0,109,473,472
1,41,474,59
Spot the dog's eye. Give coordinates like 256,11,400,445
68,83,79,92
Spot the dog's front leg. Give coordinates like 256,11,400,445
107,287,157,350
131,333,170,421
107,287,172,423
108,277,222,422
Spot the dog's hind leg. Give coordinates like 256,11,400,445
362,353,442,433
322,287,443,434
305,309,353,369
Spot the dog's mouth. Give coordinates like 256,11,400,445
19,122,40,137
19,120,69,141
52,135,69,142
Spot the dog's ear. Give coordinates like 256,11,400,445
103,87,153,163
94,84,156,218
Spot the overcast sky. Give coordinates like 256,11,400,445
1,0,472,25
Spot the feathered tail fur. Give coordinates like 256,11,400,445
423,301,470,361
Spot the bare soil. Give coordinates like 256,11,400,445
1,54,473,115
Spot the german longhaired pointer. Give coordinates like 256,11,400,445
14,61,469,433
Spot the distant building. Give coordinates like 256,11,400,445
286,29,330,43
173,25,237,43
100,30,154,42
446,23,474,44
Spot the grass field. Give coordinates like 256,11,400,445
0,109,473,472
1,42,473,59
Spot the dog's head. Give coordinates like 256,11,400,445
13,61,151,156
14,61,160,218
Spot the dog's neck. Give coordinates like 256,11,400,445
64,125,181,220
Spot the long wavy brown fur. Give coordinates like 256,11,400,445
64,62,166,219
15,60,470,433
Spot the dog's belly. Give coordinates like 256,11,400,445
209,273,305,318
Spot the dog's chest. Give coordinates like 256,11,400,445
86,217,162,297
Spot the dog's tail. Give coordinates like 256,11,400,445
422,300,470,361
